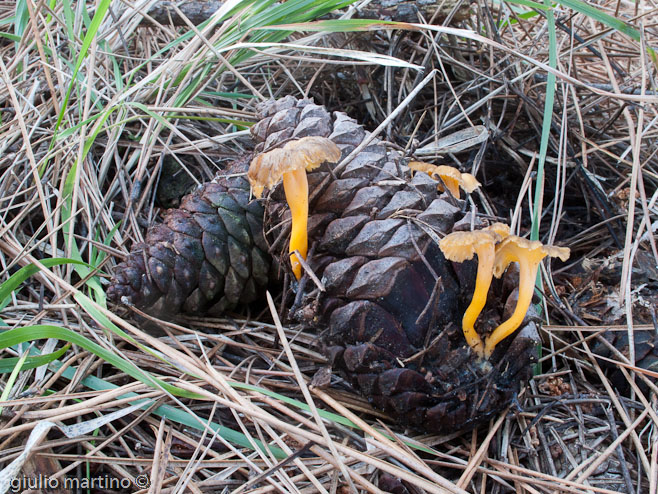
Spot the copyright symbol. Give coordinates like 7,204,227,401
134,474,150,488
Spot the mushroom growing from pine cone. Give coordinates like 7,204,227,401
248,136,340,280
440,225,568,360
485,236,570,358
408,161,481,199
438,225,509,358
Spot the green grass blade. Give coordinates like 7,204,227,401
13,0,29,46
52,0,112,137
0,325,200,400
0,346,29,414
0,32,21,42
90,222,120,267
49,362,286,458
505,0,655,61
528,0,559,374
0,258,93,312
231,381,356,428
61,0,75,40
557,0,645,42
530,1,556,243
0,343,70,373
505,0,549,11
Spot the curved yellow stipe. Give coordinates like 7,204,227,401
484,254,538,358
283,168,309,280
439,230,503,358
460,242,496,358
484,237,570,358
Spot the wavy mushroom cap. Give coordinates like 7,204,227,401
452,169,481,194
248,136,341,198
484,222,511,239
408,161,437,175
493,236,570,278
439,230,502,263
409,162,481,197
426,164,461,198
546,245,571,261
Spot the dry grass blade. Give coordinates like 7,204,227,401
266,291,352,493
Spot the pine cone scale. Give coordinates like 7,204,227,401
201,230,228,275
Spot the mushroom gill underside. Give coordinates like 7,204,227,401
108,97,541,433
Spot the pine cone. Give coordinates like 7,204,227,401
107,156,271,316
254,97,538,432
109,96,539,432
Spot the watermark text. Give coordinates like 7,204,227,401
9,473,150,491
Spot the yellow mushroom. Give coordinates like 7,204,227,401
484,236,570,358
439,230,504,358
408,161,480,199
248,136,341,280
407,161,437,175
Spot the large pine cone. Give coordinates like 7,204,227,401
253,97,538,431
109,96,540,432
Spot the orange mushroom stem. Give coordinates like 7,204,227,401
484,237,570,358
282,168,309,280
439,230,503,358
248,136,341,280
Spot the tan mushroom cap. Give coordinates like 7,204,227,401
492,236,570,278
248,136,341,198
459,172,482,193
484,222,511,239
408,161,437,175
544,244,571,262
433,165,462,182
439,230,501,263
408,162,481,197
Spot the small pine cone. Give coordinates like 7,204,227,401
256,98,538,432
108,157,271,316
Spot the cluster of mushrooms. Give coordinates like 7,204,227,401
406,161,570,359
439,224,569,359
247,136,570,361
